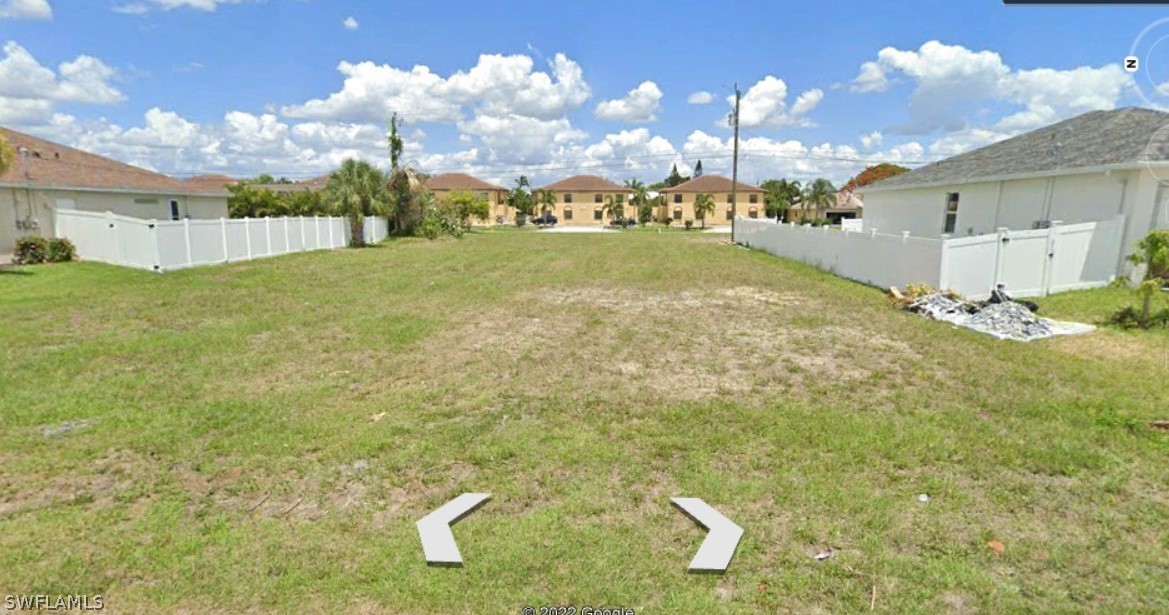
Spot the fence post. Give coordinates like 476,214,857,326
184,218,193,267
901,230,910,244
244,217,253,260
993,227,1009,288
314,215,321,249
938,234,951,291
1041,221,1062,296
328,217,336,249
300,216,306,252
221,217,229,262
265,216,273,256
149,219,162,273
869,228,878,239
108,211,124,266
284,217,290,254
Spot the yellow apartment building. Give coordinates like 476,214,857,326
658,174,766,225
533,175,632,225
425,173,512,225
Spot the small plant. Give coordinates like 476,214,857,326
684,219,694,230
660,217,672,227
48,238,76,263
13,236,49,265
1109,229,1169,329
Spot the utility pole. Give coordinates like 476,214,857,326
730,84,741,243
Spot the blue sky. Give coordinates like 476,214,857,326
0,0,1165,186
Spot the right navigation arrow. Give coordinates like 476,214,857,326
671,497,744,573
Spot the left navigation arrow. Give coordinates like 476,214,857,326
416,493,491,566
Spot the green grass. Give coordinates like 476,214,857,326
2,233,1168,614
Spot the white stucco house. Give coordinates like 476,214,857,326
861,107,1169,267
2,127,230,258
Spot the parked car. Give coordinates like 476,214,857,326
533,213,558,227
609,218,637,228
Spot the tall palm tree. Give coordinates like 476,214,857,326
693,193,715,229
625,178,648,222
802,178,837,220
537,189,557,215
325,158,390,246
602,194,623,221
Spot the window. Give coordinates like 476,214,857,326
479,191,488,200
564,193,573,203
726,194,735,204
673,193,682,204
616,194,624,204
594,207,603,220
594,193,603,203
749,194,758,204
564,207,573,221
726,208,734,221
673,207,683,221
169,200,180,220
944,192,959,234
748,207,759,219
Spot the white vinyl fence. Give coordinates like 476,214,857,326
57,210,389,272
735,215,1127,300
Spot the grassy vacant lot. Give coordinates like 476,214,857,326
2,232,1167,614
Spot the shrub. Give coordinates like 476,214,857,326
13,236,49,265
47,238,76,263
684,219,694,230
660,217,672,227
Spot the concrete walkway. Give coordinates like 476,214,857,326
539,226,615,233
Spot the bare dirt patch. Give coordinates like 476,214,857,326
415,285,923,405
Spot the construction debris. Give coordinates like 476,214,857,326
896,285,1095,342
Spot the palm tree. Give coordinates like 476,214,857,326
325,158,390,246
802,178,837,220
625,178,649,223
693,193,715,229
602,194,623,221
537,189,557,215
507,176,535,220
387,165,428,232
761,179,802,222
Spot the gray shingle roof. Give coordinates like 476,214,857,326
867,107,1169,190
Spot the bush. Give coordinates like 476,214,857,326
48,238,76,263
660,217,672,227
13,236,49,265
684,219,694,230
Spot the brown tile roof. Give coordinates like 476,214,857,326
425,172,506,192
537,174,626,192
180,174,239,194
660,174,764,193
250,175,330,193
0,126,225,196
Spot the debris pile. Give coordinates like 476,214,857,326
897,285,1094,342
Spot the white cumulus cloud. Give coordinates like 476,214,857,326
594,81,663,123
342,16,358,30
731,76,824,128
687,91,714,105
0,0,51,20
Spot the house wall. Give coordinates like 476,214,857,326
659,191,763,224
1,185,227,258
863,171,1134,239
1,186,54,257
431,188,512,225
540,190,630,225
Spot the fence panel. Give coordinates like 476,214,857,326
939,235,998,298
737,214,1126,301
155,223,189,269
189,219,227,265
735,219,944,291
55,211,382,273
1048,216,1126,293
